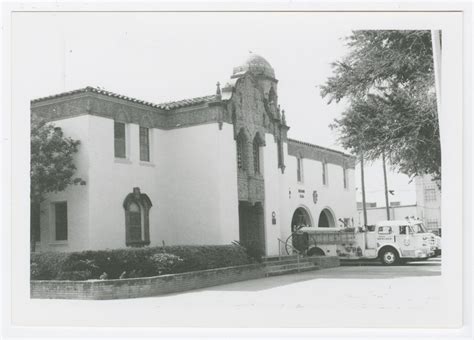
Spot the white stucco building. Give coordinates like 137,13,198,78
31,54,357,255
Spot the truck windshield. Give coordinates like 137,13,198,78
412,223,428,233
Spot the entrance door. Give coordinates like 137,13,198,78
238,201,265,256
318,208,336,228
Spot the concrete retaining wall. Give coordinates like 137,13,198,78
306,255,340,269
31,263,265,300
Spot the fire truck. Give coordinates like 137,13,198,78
289,218,439,265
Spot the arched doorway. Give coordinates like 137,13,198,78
291,207,312,233
289,207,313,253
318,208,336,228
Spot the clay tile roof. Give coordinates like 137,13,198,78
31,86,218,111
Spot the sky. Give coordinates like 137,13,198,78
13,11,416,207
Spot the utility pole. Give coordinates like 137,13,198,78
382,152,390,220
360,153,368,226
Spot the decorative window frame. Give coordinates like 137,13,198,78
123,187,152,247
236,129,249,172
252,132,265,175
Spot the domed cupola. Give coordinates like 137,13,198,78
232,53,276,79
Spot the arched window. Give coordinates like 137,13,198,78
123,187,152,247
268,87,277,105
253,138,261,174
236,131,248,171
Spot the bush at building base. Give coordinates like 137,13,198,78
30,244,255,280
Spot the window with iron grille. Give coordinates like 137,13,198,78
114,122,126,158
139,126,150,162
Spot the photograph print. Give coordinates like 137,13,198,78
6,8,464,330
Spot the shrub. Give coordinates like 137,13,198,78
56,270,92,281
149,253,183,275
232,240,264,262
30,252,69,280
30,244,254,280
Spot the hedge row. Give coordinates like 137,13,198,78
31,244,255,280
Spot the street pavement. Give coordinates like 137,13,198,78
91,257,443,328
32,258,445,329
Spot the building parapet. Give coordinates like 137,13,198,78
287,138,356,168
31,86,226,130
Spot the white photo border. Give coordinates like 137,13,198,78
1,1,472,339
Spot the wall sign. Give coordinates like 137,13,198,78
272,211,277,225
298,189,305,198
313,190,318,204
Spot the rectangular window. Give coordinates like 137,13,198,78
424,188,437,201
426,219,439,230
399,225,409,235
277,140,283,167
114,122,126,158
31,203,41,242
297,158,303,182
378,226,392,235
322,162,328,185
343,167,347,189
139,127,150,162
54,202,68,241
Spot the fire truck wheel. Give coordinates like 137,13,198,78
380,248,399,266
307,247,325,256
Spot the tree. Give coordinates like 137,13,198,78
320,30,440,182
30,118,85,250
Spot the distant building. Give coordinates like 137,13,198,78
356,201,377,209
356,174,441,236
357,203,418,227
415,174,442,235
